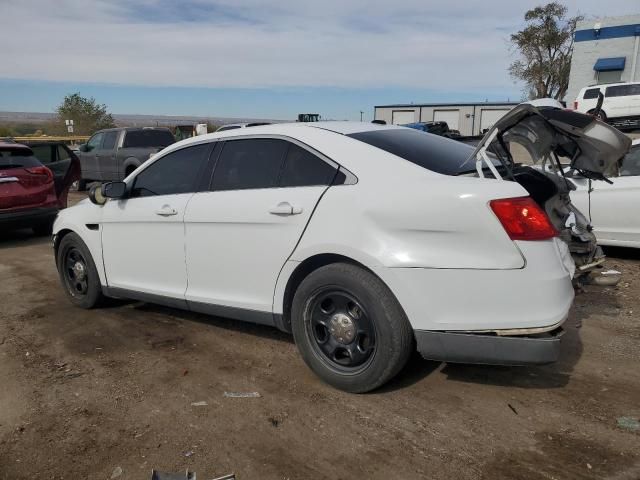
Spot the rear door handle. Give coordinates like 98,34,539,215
269,202,303,216
155,205,178,216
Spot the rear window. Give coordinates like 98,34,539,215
583,88,600,99
605,85,634,97
123,130,175,148
0,149,43,169
347,128,476,175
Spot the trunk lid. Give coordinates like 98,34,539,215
0,143,56,210
469,103,631,179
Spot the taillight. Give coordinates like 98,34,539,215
573,101,578,110
490,197,558,241
25,165,54,183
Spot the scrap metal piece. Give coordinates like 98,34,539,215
151,470,196,480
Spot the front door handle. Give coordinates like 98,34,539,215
269,202,303,216
155,205,178,217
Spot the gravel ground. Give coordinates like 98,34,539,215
0,193,639,480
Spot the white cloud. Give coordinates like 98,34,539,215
1,0,638,90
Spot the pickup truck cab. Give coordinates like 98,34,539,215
77,127,175,189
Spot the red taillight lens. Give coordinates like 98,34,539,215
25,165,54,183
573,101,578,110
490,197,558,241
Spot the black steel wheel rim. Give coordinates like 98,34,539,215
63,247,89,297
305,289,376,372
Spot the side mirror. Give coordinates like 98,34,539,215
102,181,127,199
78,144,88,152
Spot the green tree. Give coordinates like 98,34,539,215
55,92,116,135
509,3,582,100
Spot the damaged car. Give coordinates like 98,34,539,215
51,110,628,393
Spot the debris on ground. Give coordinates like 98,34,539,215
151,470,196,480
617,417,640,432
110,466,123,479
223,391,261,398
190,401,208,406
183,450,195,458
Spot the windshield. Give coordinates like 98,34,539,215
0,149,43,169
348,128,499,175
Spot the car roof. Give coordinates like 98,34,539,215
581,81,640,90
0,141,33,153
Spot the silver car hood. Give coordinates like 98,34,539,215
470,104,631,178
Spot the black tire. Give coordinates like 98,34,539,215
32,218,54,236
588,109,607,122
56,232,104,309
77,179,88,191
291,263,413,393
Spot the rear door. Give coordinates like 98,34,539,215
604,85,630,118
184,137,337,317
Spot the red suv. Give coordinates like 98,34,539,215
0,141,78,235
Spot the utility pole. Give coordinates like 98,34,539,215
360,111,364,122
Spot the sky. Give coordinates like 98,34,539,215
1,0,639,121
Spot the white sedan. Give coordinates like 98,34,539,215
569,139,640,247
52,105,628,392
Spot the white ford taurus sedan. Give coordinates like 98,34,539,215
53,105,630,392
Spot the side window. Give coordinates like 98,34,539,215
620,147,640,177
583,88,600,100
211,139,287,191
57,145,70,161
86,133,104,151
630,84,640,96
280,144,337,187
102,131,119,150
131,144,210,198
30,144,54,164
605,85,631,98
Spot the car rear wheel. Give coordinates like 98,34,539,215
291,263,413,393
77,179,88,191
56,232,104,309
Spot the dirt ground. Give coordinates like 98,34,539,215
1,193,639,480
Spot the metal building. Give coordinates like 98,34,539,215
566,14,640,102
373,102,519,136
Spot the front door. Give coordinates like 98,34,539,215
80,132,104,181
95,130,120,181
101,142,211,299
184,138,337,316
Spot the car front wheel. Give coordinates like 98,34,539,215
291,263,413,393
56,232,104,309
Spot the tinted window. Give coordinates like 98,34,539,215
102,131,119,150
348,128,475,175
123,129,175,148
630,84,640,95
605,85,632,97
57,145,70,161
583,88,600,99
131,144,209,197
87,132,104,151
30,144,54,164
211,139,287,191
0,148,43,169
621,146,640,176
280,144,336,187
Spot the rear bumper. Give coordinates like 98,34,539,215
0,206,58,228
415,327,564,366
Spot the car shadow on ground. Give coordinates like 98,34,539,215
0,228,51,249
602,245,640,261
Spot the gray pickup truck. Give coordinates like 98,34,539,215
77,127,175,190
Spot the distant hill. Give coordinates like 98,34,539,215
0,111,284,127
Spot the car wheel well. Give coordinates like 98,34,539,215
281,253,377,333
53,228,74,259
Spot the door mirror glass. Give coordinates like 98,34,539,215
102,181,127,199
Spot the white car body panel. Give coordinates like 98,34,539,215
54,121,576,338
184,186,327,312
101,193,193,297
569,139,640,247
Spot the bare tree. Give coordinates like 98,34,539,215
509,3,583,100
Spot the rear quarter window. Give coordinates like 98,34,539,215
347,128,475,175
583,88,600,99
123,130,175,148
